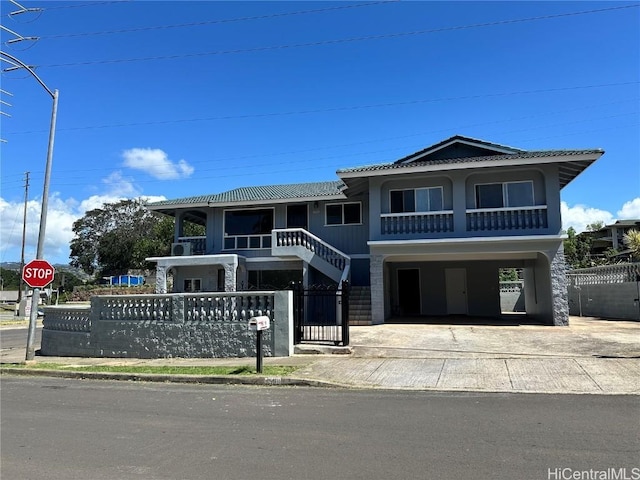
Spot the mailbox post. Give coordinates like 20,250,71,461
248,316,270,373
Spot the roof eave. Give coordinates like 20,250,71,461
147,193,348,211
338,151,604,179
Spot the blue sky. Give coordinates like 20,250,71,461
1,0,639,265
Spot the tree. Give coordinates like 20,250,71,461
70,199,180,277
623,229,640,261
0,267,21,290
586,221,604,232
563,226,593,269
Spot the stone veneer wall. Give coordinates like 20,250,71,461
41,291,293,358
550,245,569,326
369,254,385,325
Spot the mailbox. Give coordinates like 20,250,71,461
249,316,270,374
248,315,270,331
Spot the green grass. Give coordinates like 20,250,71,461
0,363,299,376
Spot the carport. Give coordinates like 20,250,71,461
369,235,568,326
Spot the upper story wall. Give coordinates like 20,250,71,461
368,163,562,241
174,194,370,257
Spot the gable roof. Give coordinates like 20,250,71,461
147,180,345,211
394,135,525,164
338,146,604,191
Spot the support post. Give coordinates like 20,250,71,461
256,330,263,374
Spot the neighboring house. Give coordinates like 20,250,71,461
579,219,640,260
146,135,604,326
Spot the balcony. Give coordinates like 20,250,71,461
381,211,454,235
466,206,548,232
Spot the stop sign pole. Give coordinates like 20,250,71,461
24,259,56,361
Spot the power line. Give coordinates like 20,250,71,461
38,2,397,39
2,99,637,183
6,81,638,135
38,4,640,69
36,1,131,11
40,120,640,188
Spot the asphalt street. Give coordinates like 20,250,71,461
0,326,41,362
1,376,638,480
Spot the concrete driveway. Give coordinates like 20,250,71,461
295,316,640,394
349,316,640,359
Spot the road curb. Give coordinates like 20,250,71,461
0,367,346,389
2,367,638,395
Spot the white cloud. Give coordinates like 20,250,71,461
561,201,614,233
617,197,640,219
122,148,194,180
0,171,168,265
0,194,76,264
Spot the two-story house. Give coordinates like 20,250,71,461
146,135,604,326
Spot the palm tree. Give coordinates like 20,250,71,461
623,229,640,261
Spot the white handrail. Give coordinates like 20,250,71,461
272,228,351,280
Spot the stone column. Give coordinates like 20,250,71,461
550,244,569,326
370,253,385,325
224,262,237,292
155,265,168,294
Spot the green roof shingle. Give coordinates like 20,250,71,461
148,180,345,208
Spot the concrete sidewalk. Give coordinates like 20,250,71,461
1,316,639,395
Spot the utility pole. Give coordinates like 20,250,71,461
17,171,29,307
0,51,59,360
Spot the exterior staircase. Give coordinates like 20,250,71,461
272,228,350,285
349,286,372,325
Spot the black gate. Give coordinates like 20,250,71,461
290,281,350,346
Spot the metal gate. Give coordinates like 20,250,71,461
290,281,349,346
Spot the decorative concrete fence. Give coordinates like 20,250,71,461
567,263,640,321
40,291,293,358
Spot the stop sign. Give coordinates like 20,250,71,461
22,259,56,289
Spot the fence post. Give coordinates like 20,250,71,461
341,280,350,346
290,281,302,344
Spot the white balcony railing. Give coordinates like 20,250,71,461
466,206,548,232
223,234,272,250
381,211,454,235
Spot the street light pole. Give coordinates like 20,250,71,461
0,50,59,361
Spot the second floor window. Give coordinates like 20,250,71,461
390,187,443,213
326,202,361,225
224,208,274,249
475,181,534,209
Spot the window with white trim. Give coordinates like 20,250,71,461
325,202,361,225
475,181,534,209
223,208,273,250
390,187,443,213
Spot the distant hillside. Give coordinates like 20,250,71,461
1,262,93,282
